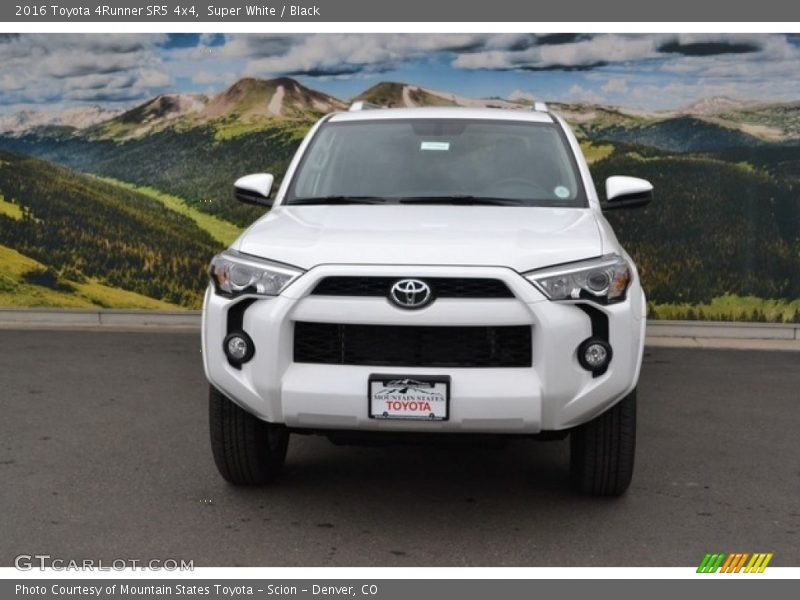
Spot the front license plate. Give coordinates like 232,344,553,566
368,374,450,421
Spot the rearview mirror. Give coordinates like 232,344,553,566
602,176,653,211
234,173,274,207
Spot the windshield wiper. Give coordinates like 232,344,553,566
397,196,525,206
288,196,387,205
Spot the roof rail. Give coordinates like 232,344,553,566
349,101,383,112
533,101,549,113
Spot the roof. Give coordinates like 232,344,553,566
328,106,555,124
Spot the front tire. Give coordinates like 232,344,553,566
209,385,289,485
570,388,636,496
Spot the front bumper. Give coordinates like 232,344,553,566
202,264,646,434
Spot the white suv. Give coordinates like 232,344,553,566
203,103,653,496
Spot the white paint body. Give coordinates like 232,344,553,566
203,107,648,434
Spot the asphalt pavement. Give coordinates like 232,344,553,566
1,330,798,567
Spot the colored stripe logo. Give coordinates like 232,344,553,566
697,553,773,573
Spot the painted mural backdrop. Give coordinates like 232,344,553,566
1,33,799,320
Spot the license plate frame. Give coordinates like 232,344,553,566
368,374,451,421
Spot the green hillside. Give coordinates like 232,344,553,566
589,146,800,307
714,145,800,182
92,177,242,246
0,244,177,309
0,193,24,220
0,124,299,227
648,293,800,323
719,102,800,139
0,151,222,308
583,116,765,152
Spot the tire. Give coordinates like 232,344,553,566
570,388,636,497
209,385,289,485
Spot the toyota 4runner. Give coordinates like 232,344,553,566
203,102,653,496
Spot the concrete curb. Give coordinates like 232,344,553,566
1,309,799,350
646,319,800,340
0,308,201,331
644,320,800,350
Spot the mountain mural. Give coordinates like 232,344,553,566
1,77,799,320
0,105,123,135
87,93,210,140
7,77,800,147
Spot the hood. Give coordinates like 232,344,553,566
235,205,603,272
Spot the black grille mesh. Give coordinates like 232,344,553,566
311,277,513,298
294,322,532,368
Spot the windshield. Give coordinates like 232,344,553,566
286,118,587,207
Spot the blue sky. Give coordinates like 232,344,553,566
2,33,800,114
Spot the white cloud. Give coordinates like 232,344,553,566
64,73,137,91
601,78,628,95
0,33,170,107
198,32,219,46
566,84,605,104
0,73,28,92
508,89,537,102
2,33,800,115
237,33,510,77
218,34,299,59
137,68,171,88
191,70,237,86
453,35,661,70
453,50,517,70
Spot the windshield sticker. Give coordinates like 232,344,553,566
420,141,451,151
554,186,571,199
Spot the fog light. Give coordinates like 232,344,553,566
223,331,255,365
578,338,612,372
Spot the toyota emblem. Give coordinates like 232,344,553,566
389,279,433,309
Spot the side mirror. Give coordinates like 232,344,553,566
234,173,274,207
602,176,653,211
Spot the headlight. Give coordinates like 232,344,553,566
209,250,303,297
524,254,632,304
